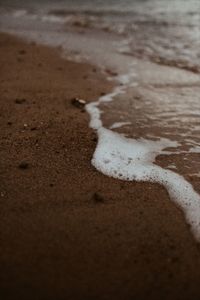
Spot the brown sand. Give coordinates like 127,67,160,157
1,32,200,300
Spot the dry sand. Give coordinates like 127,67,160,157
1,32,200,300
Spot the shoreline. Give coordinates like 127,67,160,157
1,32,200,299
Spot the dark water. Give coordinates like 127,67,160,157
0,0,198,15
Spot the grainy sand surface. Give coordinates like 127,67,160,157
1,33,200,300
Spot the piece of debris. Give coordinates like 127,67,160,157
105,68,118,76
71,97,86,109
18,161,29,169
72,19,89,28
30,126,37,131
93,192,104,203
18,50,26,55
15,98,26,104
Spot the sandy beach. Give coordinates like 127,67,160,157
1,31,200,300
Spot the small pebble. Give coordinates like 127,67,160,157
18,161,29,169
93,192,104,203
105,69,118,76
18,50,26,55
15,98,26,104
71,97,86,109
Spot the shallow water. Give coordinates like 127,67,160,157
0,0,200,239
1,0,199,71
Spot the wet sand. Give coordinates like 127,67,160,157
1,32,200,300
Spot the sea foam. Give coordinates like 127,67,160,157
86,71,200,241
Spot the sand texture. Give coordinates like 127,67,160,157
1,33,200,300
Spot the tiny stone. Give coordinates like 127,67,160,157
105,69,118,76
71,97,86,109
15,98,26,104
18,50,26,55
93,192,104,203
18,161,29,169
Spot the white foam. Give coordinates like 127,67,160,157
86,72,200,241
189,146,200,153
86,79,130,130
41,15,67,24
110,122,131,129
167,164,177,170
191,172,200,178
13,10,27,18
